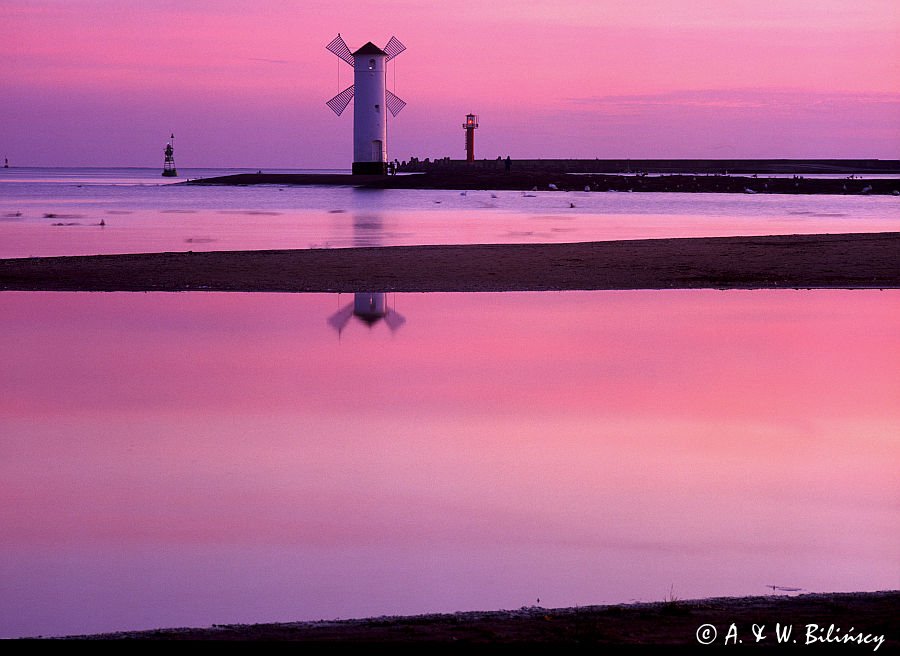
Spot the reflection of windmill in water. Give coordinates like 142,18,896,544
327,214,406,336
328,292,406,336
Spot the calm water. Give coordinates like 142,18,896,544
0,169,897,638
0,290,898,638
1,167,898,258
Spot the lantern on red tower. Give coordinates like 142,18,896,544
463,113,478,163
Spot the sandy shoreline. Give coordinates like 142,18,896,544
1,232,898,293
47,591,899,644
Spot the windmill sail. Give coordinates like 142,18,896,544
326,85,355,116
326,34,354,65
327,303,355,333
385,90,406,117
383,36,406,61
384,310,406,332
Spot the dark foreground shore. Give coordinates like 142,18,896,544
54,592,899,645
2,233,899,293
186,169,900,194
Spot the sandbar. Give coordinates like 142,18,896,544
1,233,899,293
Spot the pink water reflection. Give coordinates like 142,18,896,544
0,290,898,638
2,191,899,259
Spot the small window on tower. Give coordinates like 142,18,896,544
368,58,375,70
375,104,380,113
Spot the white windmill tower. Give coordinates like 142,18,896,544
326,34,407,174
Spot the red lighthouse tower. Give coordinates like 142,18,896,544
463,113,478,163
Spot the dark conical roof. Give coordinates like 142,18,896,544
352,42,386,56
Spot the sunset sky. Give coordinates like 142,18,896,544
2,0,898,167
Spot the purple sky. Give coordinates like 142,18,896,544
2,0,899,167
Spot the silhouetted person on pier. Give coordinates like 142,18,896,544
505,155,511,173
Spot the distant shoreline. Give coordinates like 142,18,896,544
47,591,900,644
2,233,899,293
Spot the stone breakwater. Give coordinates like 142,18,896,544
186,170,900,194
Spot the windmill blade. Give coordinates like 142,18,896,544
326,33,354,66
386,90,406,117
326,85,354,116
327,303,355,333
383,36,406,61
384,310,406,332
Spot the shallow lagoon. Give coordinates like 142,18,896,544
1,289,897,638
1,167,898,258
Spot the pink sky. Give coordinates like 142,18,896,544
2,0,898,167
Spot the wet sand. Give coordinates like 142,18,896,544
2,233,899,293
54,591,899,644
